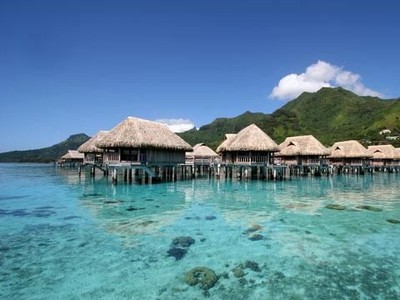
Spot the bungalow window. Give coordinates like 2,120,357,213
121,149,139,162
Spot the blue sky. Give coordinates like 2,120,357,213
1,0,399,152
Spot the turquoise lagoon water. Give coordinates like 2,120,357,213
1,163,400,299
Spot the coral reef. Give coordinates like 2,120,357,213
184,267,218,290
387,219,400,224
243,224,263,234
167,248,187,260
232,266,245,278
325,204,346,210
171,236,195,248
356,205,382,212
249,234,264,241
167,236,195,260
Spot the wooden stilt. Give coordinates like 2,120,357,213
112,168,117,184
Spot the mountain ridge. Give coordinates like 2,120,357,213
0,133,90,163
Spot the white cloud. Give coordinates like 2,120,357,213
305,60,339,82
270,60,383,100
154,118,195,133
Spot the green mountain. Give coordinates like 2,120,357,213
0,133,90,163
2,88,399,162
179,88,400,150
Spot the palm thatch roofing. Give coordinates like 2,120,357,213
78,130,109,153
61,150,84,160
186,143,218,157
329,140,371,158
216,124,279,152
216,134,237,153
96,117,192,151
367,145,400,160
277,135,330,156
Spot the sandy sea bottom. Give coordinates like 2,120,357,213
1,164,400,299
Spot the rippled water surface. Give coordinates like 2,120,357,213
1,163,400,299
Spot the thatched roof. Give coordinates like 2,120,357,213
96,117,192,151
61,150,84,160
186,143,218,158
216,124,279,152
277,135,330,156
329,140,371,158
78,130,108,153
367,145,400,160
216,134,237,153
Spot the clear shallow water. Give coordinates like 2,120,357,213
1,164,400,299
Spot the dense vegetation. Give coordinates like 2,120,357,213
179,87,400,150
0,134,90,163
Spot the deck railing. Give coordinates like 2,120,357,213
103,152,186,166
302,158,325,165
104,153,120,163
186,157,217,165
83,158,95,164
83,156,103,165
330,159,365,166
235,156,269,164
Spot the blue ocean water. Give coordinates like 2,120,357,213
1,163,400,299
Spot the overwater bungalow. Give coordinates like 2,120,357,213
96,116,192,166
185,143,219,166
216,124,279,165
78,130,108,164
276,135,330,166
367,144,400,167
328,140,371,166
58,150,84,166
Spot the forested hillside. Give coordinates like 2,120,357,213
0,134,90,163
179,88,400,150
